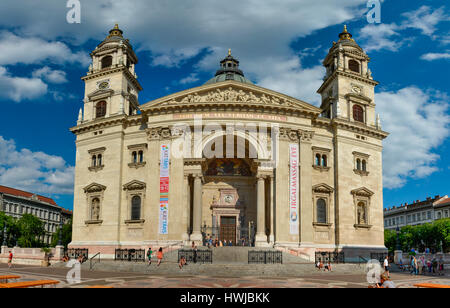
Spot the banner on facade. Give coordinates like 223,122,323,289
159,144,170,234
289,144,299,235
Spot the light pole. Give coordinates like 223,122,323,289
57,216,63,247
2,222,7,247
396,224,401,251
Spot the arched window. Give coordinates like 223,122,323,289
315,154,321,166
322,155,327,167
356,159,361,170
131,196,141,220
362,160,367,171
91,198,100,220
101,56,113,69
316,199,327,223
97,154,102,167
353,104,364,123
96,101,107,118
138,151,144,163
349,60,360,73
92,155,97,167
132,151,137,163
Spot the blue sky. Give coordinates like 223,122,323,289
0,0,448,211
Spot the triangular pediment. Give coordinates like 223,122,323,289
312,183,334,194
87,89,114,100
140,80,321,115
123,180,146,191
351,187,374,197
83,183,107,193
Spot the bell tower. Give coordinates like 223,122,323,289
317,26,380,128
79,24,142,123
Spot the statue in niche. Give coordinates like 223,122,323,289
357,203,366,225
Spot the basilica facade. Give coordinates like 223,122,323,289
69,25,389,261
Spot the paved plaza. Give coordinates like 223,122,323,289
1,263,449,288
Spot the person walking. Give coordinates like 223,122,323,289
193,246,198,264
383,256,390,278
147,247,153,265
157,247,163,266
8,251,13,269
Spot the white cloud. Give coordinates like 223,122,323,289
179,73,200,85
32,66,68,84
0,0,368,104
0,136,74,195
0,31,89,66
0,67,47,102
400,6,449,37
376,87,450,189
359,6,449,53
420,52,450,61
359,23,403,52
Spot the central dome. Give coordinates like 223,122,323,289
204,50,253,85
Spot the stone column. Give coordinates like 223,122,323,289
255,175,268,247
269,175,275,245
190,174,203,244
182,174,191,244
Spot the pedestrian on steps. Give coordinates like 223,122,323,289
157,247,163,266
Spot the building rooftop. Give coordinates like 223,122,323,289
384,195,448,213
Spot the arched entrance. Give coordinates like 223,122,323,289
201,135,259,246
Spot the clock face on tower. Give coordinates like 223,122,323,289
98,81,110,90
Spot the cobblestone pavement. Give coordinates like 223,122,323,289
1,263,449,288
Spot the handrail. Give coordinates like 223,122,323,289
357,256,368,267
90,252,101,270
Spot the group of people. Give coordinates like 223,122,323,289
146,247,164,266
316,260,332,272
401,255,445,276
204,236,235,248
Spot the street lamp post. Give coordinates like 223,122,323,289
2,223,7,247
57,216,63,247
396,225,401,251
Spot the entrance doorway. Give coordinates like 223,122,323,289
220,216,236,245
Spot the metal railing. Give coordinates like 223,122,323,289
89,252,101,270
314,251,345,264
114,249,146,262
178,249,213,264
66,248,89,262
371,252,388,264
248,251,283,264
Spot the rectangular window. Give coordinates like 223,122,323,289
427,211,431,219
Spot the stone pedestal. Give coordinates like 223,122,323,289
394,250,403,264
1,246,8,254
54,245,65,259
255,234,270,247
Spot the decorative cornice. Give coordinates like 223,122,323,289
312,183,334,194
351,187,374,197
353,169,370,176
352,151,370,158
123,180,146,191
332,118,389,140
83,183,107,193
88,147,106,154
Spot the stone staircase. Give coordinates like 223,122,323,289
51,247,365,277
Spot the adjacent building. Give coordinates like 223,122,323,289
384,195,450,230
70,25,389,261
0,185,72,244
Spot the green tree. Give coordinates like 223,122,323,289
384,229,397,253
16,214,45,248
0,212,19,247
434,218,450,252
50,218,72,248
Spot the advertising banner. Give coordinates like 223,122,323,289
159,144,170,234
289,144,299,235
